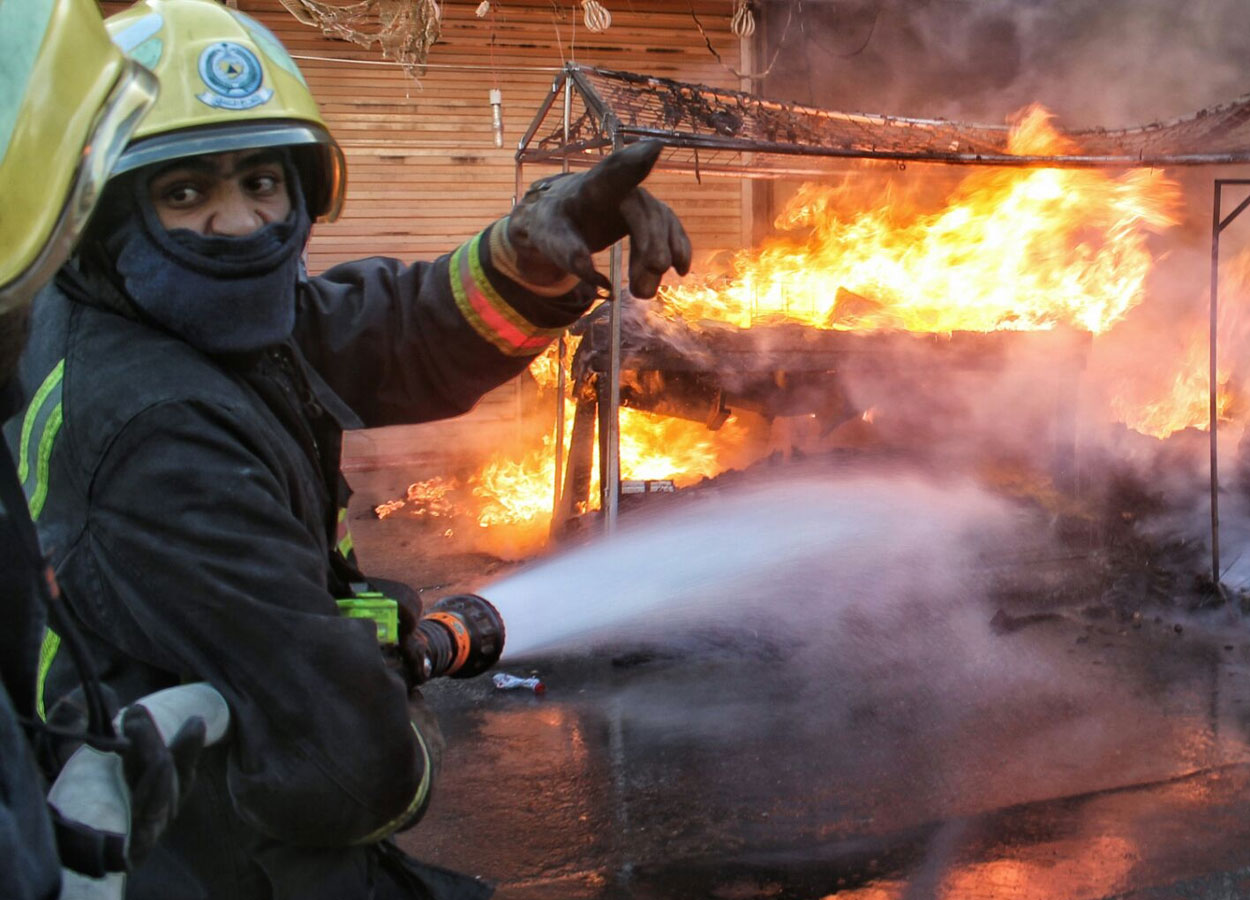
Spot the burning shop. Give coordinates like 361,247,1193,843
375,64,1250,586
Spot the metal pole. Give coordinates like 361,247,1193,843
605,131,625,533
1205,179,1250,596
552,74,573,527
1210,181,1222,588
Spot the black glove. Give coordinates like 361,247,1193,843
43,685,206,869
121,705,206,866
506,140,692,298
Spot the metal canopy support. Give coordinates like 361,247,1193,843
1209,180,1250,593
518,66,630,534
550,73,573,535
514,63,1250,547
518,64,1250,176
605,135,624,533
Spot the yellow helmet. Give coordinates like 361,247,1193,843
105,0,346,223
0,0,158,313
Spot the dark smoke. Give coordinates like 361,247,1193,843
762,0,1250,128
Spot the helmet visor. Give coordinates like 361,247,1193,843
114,120,346,222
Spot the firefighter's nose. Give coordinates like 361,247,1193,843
209,187,266,237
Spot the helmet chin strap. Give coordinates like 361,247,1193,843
102,154,311,355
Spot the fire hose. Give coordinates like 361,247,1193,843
337,590,506,684
50,595,503,899
49,682,230,900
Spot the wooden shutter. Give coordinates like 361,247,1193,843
242,0,745,273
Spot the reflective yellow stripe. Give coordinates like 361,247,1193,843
27,402,62,521
19,362,67,718
335,506,353,557
35,628,60,721
354,722,433,844
18,359,64,489
450,231,564,357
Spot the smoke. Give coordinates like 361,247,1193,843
487,465,1035,659
480,466,1223,844
767,0,1250,128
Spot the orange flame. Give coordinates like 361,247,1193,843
657,106,1181,336
1101,245,1250,439
462,406,754,546
1110,335,1235,439
375,106,1219,548
472,435,560,529
619,408,752,487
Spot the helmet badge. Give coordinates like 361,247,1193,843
196,41,273,110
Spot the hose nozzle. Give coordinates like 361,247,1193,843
405,593,505,683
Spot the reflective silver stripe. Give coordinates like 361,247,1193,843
17,359,64,521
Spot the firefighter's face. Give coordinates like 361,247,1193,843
147,149,291,236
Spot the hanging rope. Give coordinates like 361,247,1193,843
278,0,443,78
689,0,800,81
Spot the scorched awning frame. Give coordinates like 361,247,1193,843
515,63,1250,585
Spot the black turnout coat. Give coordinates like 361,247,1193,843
4,222,592,899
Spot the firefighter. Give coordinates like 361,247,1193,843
1,0,210,896
4,0,691,898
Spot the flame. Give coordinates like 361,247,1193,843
462,407,753,539
1103,246,1250,439
657,106,1181,336
1110,335,1235,439
619,408,751,487
472,435,560,529
371,106,1223,548
373,476,456,520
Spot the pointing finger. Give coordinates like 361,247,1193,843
574,141,663,211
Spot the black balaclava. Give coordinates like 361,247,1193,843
102,150,312,355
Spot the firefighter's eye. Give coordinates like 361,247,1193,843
149,174,206,209
163,184,203,207
244,169,284,198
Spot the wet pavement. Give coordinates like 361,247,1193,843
390,599,1250,899
348,466,1250,899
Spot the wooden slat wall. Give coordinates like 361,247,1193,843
99,1,746,272
248,0,745,273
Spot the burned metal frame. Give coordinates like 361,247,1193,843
1209,180,1250,587
517,64,1250,579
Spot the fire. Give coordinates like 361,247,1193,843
619,408,751,487
656,105,1181,336
1110,335,1235,439
373,476,456,520
472,435,560,529
374,106,1227,549
375,388,756,555
1101,245,1250,439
